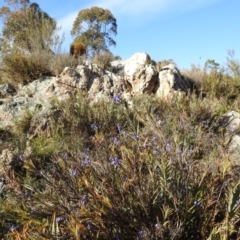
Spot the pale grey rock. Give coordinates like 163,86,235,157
220,111,240,164
0,148,16,175
111,52,154,95
228,135,240,164
128,65,159,95
156,64,191,98
0,52,195,138
221,111,240,134
123,52,151,77
111,52,151,76
0,83,16,97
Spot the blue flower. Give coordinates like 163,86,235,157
115,233,120,239
9,224,19,232
117,124,121,133
194,200,201,207
90,123,98,130
80,195,88,206
69,168,78,176
165,143,171,152
117,124,126,135
151,136,157,142
110,136,119,145
130,132,139,141
56,216,64,222
234,199,240,208
134,135,139,141
138,230,143,240
109,157,122,166
81,152,91,166
87,223,91,230
82,158,91,166
62,152,68,160
112,95,122,104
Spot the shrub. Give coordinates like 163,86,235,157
91,51,117,70
49,53,85,76
0,49,52,86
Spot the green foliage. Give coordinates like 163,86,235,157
205,59,220,73
71,7,117,58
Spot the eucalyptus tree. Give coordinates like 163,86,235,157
0,0,57,53
71,7,117,57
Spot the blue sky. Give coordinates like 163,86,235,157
0,0,240,69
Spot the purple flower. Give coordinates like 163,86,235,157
90,123,98,130
130,132,139,141
138,230,143,240
117,124,121,133
151,136,157,142
69,168,78,176
110,136,119,145
62,152,68,160
81,152,91,166
87,223,91,230
234,199,240,208
80,195,88,206
112,95,122,104
155,223,160,229
165,143,171,152
115,233,120,239
18,154,23,161
194,200,201,207
9,224,19,232
82,158,91,166
134,135,139,141
56,216,64,222
24,191,31,198
109,157,122,166
117,124,126,135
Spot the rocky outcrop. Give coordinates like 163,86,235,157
1,52,240,173
0,52,194,137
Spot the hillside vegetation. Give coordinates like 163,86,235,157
0,64,240,239
0,1,240,240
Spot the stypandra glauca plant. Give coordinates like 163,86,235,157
1,90,240,239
